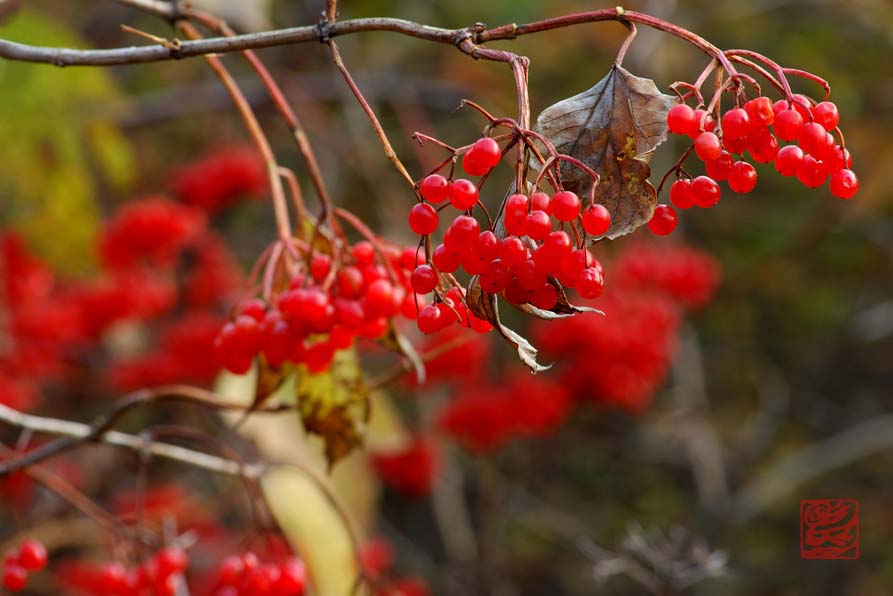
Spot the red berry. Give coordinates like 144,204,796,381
798,122,827,155
419,174,450,204
523,210,552,241
829,169,858,199
774,145,804,176
462,150,489,176
722,108,751,140
647,205,677,235
796,155,828,188
691,176,721,208
431,244,460,273
2,565,27,592
351,241,375,266
17,539,47,572
531,283,559,310
728,161,758,193
581,204,611,236
539,231,573,262
480,258,512,294
516,259,547,291
366,279,397,316
500,237,528,266
408,203,438,235
449,179,479,210
530,191,551,213
475,231,500,262
667,103,697,135
694,131,722,161
464,137,501,175
705,150,734,181
155,547,188,579
749,133,779,164
691,109,715,135
744,96,774,127
309,254,332,281
669,179,695,210
812,101,839,131
417,304,443,334
576,267,604,299
446,215,480,247
774,109,804,141
217,555,244,585
98,562,128,593
276,558,307,595
550,191,581,221
410,265,438,294
240,299,266,322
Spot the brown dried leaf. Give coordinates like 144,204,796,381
467,276,550,373
253,357,295,409
532,65,674,239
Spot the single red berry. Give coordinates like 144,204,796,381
827,146,853,171
216,557,243,586
462,150,489,176
98,562,128,593
576,267,604,299
500,236,528,266
749,133,779,164
774,109,804,141
691,176,721,208
705,150,734,181
516,259,547,291
744,97,774,127
419,174,450,204
449,179,479,210
581,204,611,236
796,155,828,188
480,258,513,294
550,191,581,221
505,193,529,220
694,132,722,161
812,101,839,131
155,547,188,579
447,215,480,246
722,108,751,140
408,203,439,235
531,283,559,310
648,205,678,235
669,179,695,210
276,558,307,595
798,122,828,155
464,137,501,172
728,161,758,193
691,109,715,136
829,168,858,199
410,265,438,294
417,304,443,334
667,103,697,136
17,540,47,572
774,145,804,176
523,210,552,241
310,253,332,281
539,231,573,262
790,94,814,119
2,565,27,593
366,279,397,316
240,299,266,322
431,244,461,273
351,241,375,266
530,191,551,213
475,231,500,262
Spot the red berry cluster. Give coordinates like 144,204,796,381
213,240,425,375
92,547,189,596
2,539,47,593
409,136,611,335
659,94,857,231
438,374,572,452
171,146,268,214
372,435,440,497
209,553,306,596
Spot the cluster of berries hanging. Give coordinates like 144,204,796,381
655,92,858,231
213,238,433,375
2,539,47,593
408,134,613,336
207,553,306,596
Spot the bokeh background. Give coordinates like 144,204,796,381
1,1,892,595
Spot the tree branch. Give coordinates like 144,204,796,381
0,9,732,70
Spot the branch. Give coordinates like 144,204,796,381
0,9,732,70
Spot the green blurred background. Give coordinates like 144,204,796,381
1,1,892,594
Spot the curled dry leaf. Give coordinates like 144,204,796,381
532,65,675,239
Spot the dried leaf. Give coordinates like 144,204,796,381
467,276,550,373
379,323,426,385
295,350,369,468
253,357,295,409
532,65,674,239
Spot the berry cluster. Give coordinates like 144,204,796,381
438,374,572,452
657,94,857,231
208,553,306,596
213,240,426,375
2,539,47,593
372,435,440,497
90,547,189,596
409,136,612,335
171,146,268,214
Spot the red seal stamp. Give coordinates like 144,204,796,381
800,499,859,559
